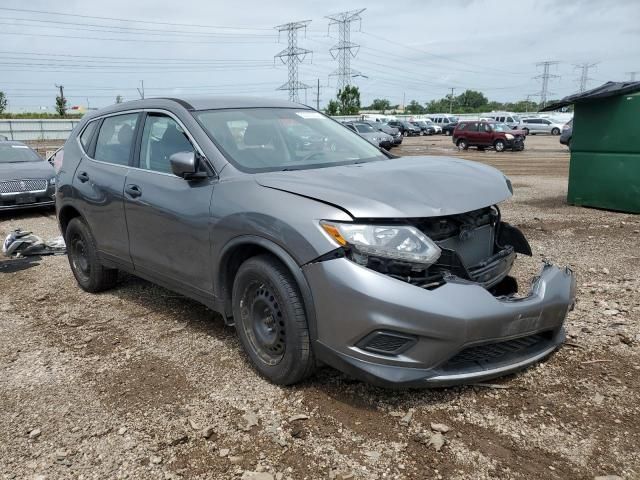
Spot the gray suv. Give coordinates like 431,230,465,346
55,97,576,387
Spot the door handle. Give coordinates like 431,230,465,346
125,184,142,198
76,171,89,183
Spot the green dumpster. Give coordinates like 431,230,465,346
543,82,640,213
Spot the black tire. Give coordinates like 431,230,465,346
494,139,506,152
232,254,315,385
65,217,118,293
551,127,560,135
456,138,468,150
403,130,408,137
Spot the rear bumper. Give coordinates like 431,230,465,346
304,259,576,387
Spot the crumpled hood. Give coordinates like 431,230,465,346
255,156,512,218
0,161,54,180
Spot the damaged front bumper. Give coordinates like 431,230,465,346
304,259,576,387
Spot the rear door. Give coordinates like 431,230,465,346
73,112,140,267
466,122,480,144
123,111,216,296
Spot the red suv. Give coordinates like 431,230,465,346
452,121,525,152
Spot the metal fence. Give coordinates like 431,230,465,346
0,119,80,141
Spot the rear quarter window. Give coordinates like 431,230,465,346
79,120,98,152
457,123,467,131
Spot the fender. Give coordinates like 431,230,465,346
216,235,318,340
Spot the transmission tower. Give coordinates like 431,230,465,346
274,20,312,103
326,8,366,92
534,61,560,108
575,62,597,93
626,71,639,82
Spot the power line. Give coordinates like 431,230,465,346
326,9,365,92
274,20,312,102
0,6,273,31
575,62,598,93
534,61,560,108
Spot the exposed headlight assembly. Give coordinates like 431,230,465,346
320,221,441,265
505,133,514,140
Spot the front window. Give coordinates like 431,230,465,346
492,123,511,132
194,108,385,172
0,144,43,163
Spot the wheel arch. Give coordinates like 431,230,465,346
57,204,84,237
216,235,317,339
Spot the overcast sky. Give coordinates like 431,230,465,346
1,0,639,111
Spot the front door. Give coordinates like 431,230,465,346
123,112,216,296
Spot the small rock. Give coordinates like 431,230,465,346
229,455,244,464
150,455,163,465
592,393,605,405
602,267,610,275
55,450,67,460
275,473,284,480
201,426,216,439
336,472,354,480
399,409,414,426
288,414,309,422
29,428,41,439
241,472,274,480
117,427,127,435
365,450,381,462
242,411,259,430
219,448,230,457
188,418,200,430
603,309,620,316
428,432,445,452
430,422,450,433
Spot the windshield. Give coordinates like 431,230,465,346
354,123,375,133
0,144,43,163
492,123,511,132
194,108,386,172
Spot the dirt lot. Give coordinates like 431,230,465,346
1,135,639,480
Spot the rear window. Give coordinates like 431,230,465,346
79,120,98,151
93,113,139,166
457,123,467,131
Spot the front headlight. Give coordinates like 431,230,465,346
320,221,441,265
505,133,514,140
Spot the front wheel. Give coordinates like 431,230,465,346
403,131,408,137
551,127,560,135
456,138,468,150
494,139,506,152
232,254,315,385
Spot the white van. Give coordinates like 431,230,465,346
483,112,522,129
428,114,458,127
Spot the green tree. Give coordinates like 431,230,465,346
337,85,361,115
0,91,7,114
370,98,391,112
55,92,67,117
405,100,425,115
456,90,488,112
325,99,339,116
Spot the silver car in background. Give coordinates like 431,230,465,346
520,117,565,135
344,122,394,150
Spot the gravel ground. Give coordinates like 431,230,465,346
1,135,639,479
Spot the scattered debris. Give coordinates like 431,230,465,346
241,472,274,480
428,432,446,452
201,426,216,439
219,448,230,457
242,411,259,430
150,455,163,465
117,427,127,435
288,414,309,422
28,428,41,439
399,408,414,426
431,423,451,433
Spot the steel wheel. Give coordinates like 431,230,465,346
457,139,468,150
239,281,286,366
69,233,91,283
494,140,506,152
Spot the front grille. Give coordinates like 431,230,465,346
0,179,48,194
446,333,551,367
357,330,417,355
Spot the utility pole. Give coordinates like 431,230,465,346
316,78,320,110
55,84,64,100
326,9,365,93
137,80,145,99
274,20,312,103
449,87,455,114
626,71,639,82
575,62,597,93
534,61,560,108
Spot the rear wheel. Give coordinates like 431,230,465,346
456,138,468,150
551,127,560,135
403,130,408,137
494,139,506,152
232,254,315,385
65,217,118,293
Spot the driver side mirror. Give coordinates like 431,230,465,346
169,151,208,180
